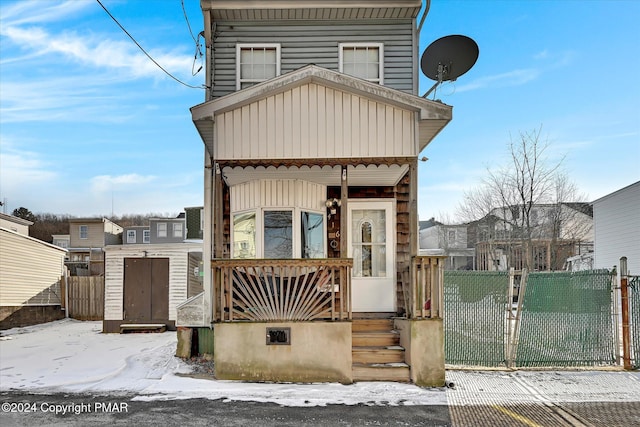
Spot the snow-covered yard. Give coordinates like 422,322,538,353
1,319,639,406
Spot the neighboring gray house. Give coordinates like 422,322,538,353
419,219,475,270
123,226,151,245
149,217,186,244
593,181,640,275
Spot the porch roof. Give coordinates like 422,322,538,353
200,1,424,21
191,65,452,165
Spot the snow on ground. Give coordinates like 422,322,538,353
1,319,639,406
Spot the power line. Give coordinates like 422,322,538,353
95,0,204,90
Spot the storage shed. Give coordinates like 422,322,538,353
103,242,203,333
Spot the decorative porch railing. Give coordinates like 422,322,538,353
408,256,446,319
212,258,353,322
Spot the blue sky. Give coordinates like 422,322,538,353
1,0,639,220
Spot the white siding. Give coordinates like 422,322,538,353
215,82,414,160
103,244,203,321
231,179,326,212
0,228,67,306
593,182,640,274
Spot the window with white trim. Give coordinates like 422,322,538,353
143,230,150,243
157,223,167,238
173,222,183,238
126,230,136,244
339,43,384,84
79,225,88,239
236,44,281,90
232,209,325,259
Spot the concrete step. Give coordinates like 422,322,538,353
352,346,405,364
352,318,394,332
352,331,400,347
352,363,411,382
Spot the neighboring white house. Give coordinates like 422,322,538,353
0,212,32,236
0,227,67,329
592,181,640,275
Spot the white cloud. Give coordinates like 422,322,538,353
0,0,89,27
454,68,540,92
90,174,157,193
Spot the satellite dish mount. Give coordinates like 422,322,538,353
420,35,479,99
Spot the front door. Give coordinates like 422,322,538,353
348,200,395,312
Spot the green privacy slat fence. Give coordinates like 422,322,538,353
515,269,616,367
444,271,510,367
630,277,640,369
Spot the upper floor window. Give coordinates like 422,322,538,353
143,230,150,244
339,43,384,84
79,225,88,239
236,44,281,90
448,230,456,243
126,230,136,244
157,223,167,238
173,223,183,238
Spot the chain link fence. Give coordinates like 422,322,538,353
444,269,620,369
515,270,616,367
630,276,640,369
443,271,510,367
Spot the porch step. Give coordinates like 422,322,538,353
352,318,395,332
352,346,405,364
352,319,409,382
120,323,166,334
352,363,411,382
352,331,400,347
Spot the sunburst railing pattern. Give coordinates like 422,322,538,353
212,258,352,322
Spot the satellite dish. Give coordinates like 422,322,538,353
420,34,479,98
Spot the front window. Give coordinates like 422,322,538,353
233,212,256,259
264,211,293,259
173,223,183,238
157,223,167,238
143,230,150,243
232,209,325,259
236,44,281,90
339,43,384,84
126,230,136,243
301,212,324,258
79,225,88,239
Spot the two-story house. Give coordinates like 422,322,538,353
419,219,475,270
469,203,593,271
177,0,453,386
67,218,122,276
122,216,186,245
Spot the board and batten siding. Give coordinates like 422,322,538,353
215,82,415,161
211,21,415,99
0,228,66,306
103,244,203,322
593,181,640,274
231,179,326,212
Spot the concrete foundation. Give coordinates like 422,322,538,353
214,321,352,384
394,318,445,387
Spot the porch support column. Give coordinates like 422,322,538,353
214,163,224,258
409,159,418,256
203,148,213,326
340,166,348,256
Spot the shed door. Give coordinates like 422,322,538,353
123,258,169,322
348,201,395,312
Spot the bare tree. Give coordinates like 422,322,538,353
458,127,588,271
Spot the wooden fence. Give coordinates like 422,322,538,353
64,276,104,320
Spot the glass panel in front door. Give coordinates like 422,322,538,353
352,209,386,277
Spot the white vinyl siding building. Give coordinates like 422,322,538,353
593,181,640,274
